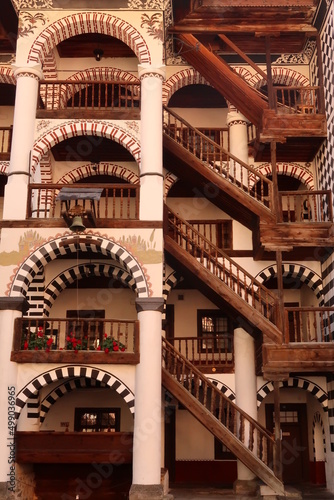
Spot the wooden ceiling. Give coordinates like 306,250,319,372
56,34,136,59
170,0,320,54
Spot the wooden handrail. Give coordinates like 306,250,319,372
14,317,139,353
166,206,279,323
38,80,140,111
27,183,139,220
273,86,322,115
162,337,276,468
279,190,333,223
284,307,334,343
163,106,273,211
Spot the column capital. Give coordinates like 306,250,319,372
135,297,164,313
12,63,43,81
138,64,166,82
0,297,29,313
226,109,249,127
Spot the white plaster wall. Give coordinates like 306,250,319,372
40,387,134,432
175,409,214,460
168,107,228,129
0,106,14,126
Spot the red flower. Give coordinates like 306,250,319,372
121,347,125,352
104,333,107,338
74,349,79,354
46,338,53,346
77,339,82,345
113,345,119,351
66,336,71,342
34,346,39,351
24,341,28,350
104,348,109,354
97,345,101,351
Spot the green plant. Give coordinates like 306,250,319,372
22,326,53,352
97,333,126,354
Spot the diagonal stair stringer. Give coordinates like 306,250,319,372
162,339,285,496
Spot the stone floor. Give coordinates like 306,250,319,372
169,484,334,499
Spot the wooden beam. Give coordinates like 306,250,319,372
169,25,317,35
218,34,267,81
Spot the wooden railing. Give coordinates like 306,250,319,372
274,86,323,115
13,317,139,354
168,335,234,371
38,80,140,112
162,337,277,472
0,126,12,155
279,190,333,223
163,106,273,211
27,183,139,220
284,307,334,343
166,207,278,323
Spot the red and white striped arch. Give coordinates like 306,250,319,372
163,69,211,105
255,162,314,189
249,67,310,89
27,12,151,65
0,65,15,84
32,121,140,174
57,162,140,185
69,67,139,84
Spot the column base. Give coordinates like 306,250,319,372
233,479,258,497
129,484,166,500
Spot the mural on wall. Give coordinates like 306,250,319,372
117,229,162,264
18,12,49,38
140,13,163,41
0,231,46,266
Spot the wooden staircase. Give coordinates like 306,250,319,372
163,106,275,230
162,337,285,496
165,207,282,344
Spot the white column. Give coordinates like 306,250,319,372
131,298,164,491
0,298,28,495
3,64,42,220
138,65,165,222
226,106,249,184
234,327,257,482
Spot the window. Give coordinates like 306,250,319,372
197,310,232,353
74,407,120,432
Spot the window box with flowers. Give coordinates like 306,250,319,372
97,333,126,354
22,326,54,352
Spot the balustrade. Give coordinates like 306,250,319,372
27,183,139,220
279,190,333,223
38,80,140,112
284,307,334,343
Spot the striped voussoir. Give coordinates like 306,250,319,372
16,365,135,421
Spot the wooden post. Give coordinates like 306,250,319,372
316,34,326,114
271,141,282,223
273,380,282,481
276,250,285,339
265,36,274,109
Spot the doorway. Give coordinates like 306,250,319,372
266,403,309,483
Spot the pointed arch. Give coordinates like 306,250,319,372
43,262,137,316
15,365,135,421
32,121,141,174
27,12,151,65
257,377,328,410
8,233,151,299
57,163,140,185
255,263,323,305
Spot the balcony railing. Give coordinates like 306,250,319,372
273,86,323,115
12,317,140,363
284,307,334,343
38,80,140,115
0,126,12,158
279,190,333,223
27,183,139,220
168,336,234,372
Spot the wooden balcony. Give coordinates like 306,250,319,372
0,126,12,160
11,317,140,364
262,307,334,378
37,80,140,119
27,183,139,228
16,431,133,464
168,335,234,373
258,190,334,254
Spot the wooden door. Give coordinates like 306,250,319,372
266,403,309,483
